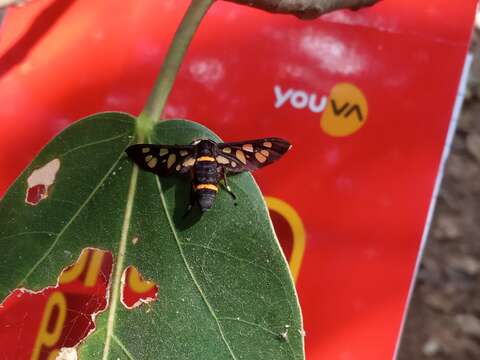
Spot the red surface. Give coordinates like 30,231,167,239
270,210,293,260
121,266,158,309
0,0,476,358
0,249,113,359
25,184,47,205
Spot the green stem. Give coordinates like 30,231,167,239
138,0,214,135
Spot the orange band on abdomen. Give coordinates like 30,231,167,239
196,184,218,192
197,156,215,162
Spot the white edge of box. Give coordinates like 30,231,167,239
392,52,474,359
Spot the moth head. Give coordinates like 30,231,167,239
191,138,217,155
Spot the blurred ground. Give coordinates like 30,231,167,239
397,28,480,360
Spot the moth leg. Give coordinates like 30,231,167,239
221,171,236,200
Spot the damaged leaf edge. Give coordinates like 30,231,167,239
120,265,159,310
0,247,114,355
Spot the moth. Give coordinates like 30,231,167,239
126,137,291,212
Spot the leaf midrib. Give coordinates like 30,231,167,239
102,147,140,359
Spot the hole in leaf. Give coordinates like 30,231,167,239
25,159,61,206
0,248,112,359
121,266,158,309
54,347,77,360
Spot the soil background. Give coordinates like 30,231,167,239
397,28,480,360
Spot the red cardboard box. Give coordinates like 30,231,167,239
0,0,477,358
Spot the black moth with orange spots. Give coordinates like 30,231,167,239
126,138,291,212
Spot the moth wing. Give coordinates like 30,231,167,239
125,144,196,176
216,137,291,173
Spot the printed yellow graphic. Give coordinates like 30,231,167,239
127,266,156,293
59,248,105,286
321,82,368,137
266,196,306,282
31,291,67,360
47,350,60,360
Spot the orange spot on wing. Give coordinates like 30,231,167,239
242,144,254,152
236,150,247,164
255,152,267,163
167,153,176,168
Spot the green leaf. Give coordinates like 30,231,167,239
0,112,304,359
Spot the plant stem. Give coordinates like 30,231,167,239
139,0,214,133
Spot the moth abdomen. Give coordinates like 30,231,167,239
193,144,219,212
195,183,218,212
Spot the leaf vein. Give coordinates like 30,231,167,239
217,317,277,336
154,176,238,360
17,141,131,287
59,131,131,158
112,334,136,360
0,231,57,241
218,317,297,358
181,242,294,319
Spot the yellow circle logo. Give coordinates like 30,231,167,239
265,196,306,283
320,82,368,137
